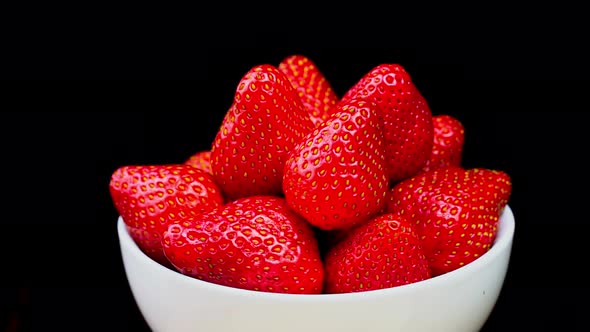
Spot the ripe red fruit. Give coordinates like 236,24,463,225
422,114,465,173
283,98,389,231
386,166,512,276
185,150,212,175
109,165,224,266
472,168,512,208
278,54,339,126
324,213,431,294
340,64,433,183
210,64,315,201
162,196,324,294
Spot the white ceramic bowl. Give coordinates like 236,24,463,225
118,205,515,332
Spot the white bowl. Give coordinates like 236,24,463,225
118,205,515,332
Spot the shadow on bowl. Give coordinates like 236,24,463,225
118,205,515,332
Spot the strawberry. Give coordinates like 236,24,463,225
386,166,512,276
210,64,315,201
340,64,433,183
109,164,224,266
162,196,324,294
282,98,389,231
185,150,212,175
470,168,512,212
278,54,339,126
421,114,465,173
324,213,431,294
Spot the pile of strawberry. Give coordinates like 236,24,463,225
110,55,512,295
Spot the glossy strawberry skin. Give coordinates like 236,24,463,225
283,98,389,231
341,64,433,183
470,168,512,213
324,213,431,294
185,150,212,175
109,164,224,266
422,114,465,173
210,64,314,201
278,54,339,126
162,196,324,294
386,166,512,276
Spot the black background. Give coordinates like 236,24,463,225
2,7,589,332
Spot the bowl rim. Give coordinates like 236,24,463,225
118,204,515,300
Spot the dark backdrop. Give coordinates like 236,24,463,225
2,13,589,331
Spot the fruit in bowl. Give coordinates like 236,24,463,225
112,54,514,331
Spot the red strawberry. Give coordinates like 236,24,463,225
109,165,224,266
421,114,465,173
324,213,431,294
340,64,433,183
283,98,389,231
386,166,512,276
470,168,512,212
185,150,212,174
210,64,315,200
278,54,339,126
162,196,324,294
